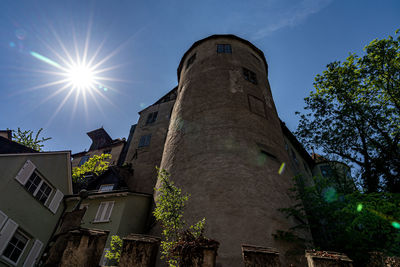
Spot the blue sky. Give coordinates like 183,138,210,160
0,0,399,154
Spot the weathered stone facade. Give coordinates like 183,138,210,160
119,35,313,266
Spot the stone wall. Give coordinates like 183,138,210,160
157,34,312,267
119,234,160,267
305,250,353,267
242,245,281,267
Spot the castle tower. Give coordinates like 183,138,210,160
158,35,310,266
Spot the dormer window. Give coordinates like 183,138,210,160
78,155,90,166
99,184,114,192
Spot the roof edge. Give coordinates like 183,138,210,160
177,34,268,82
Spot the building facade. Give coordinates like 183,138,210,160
0,151,72,267
71,128,126,169
122,35,317,266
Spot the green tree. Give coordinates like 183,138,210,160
278,175,400,266
153,167,205,267
296,30,400,193
72,153,111,182
11,128,51,151
105,235,122,263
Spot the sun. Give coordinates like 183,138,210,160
66,64,96,90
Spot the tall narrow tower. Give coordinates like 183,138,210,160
158,35,309,266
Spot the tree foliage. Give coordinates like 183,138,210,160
296,30,400,193
105,235,122,263
278,174,400,266
11,128,51,151
72,153,111,182
153,167,205,267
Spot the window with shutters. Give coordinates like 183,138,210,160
145,112,158,125
2,230,29,265
94,202,114,223
14,160,63,214
24,172,52,205
138,134,151,148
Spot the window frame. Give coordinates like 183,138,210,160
78,155,90,166
138,134,152,148
24,172,53,205
93,201,115,223
217,44,232,54
1,229,29,265
98,184,114,192
243,67,258,84
145,111,158,125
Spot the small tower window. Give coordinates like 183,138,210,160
243,68,257,84
187,53,196,68
138,134,152,148
145,111,158,125
217,44,232,54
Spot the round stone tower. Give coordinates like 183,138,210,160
158,35,310,266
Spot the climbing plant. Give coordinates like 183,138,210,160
105,235,122,263
153,167,206,267
72,153,111,182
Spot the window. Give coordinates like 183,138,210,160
145,111,158,125
2,230,28,264
99,184,114,192
24,172,52,204
217,44,232,54
78,155,90,166
138,134,152,148
94,202,114,223
186,53,196,68
243,68,257,84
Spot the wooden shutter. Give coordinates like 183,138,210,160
0,210,8,230
0,219,18,255
15,160,36,185
103,202,114,221
23,239,43,267
48,189,64,214
94,202,107,222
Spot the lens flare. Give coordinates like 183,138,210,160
66,64,95,89
278,162,286,175
392,222,400,229
323,187,338,203
357,203,363,212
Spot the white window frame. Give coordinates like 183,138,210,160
1,229,30,266
98,184,114,192
93,202,114,223
24,172,53,205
